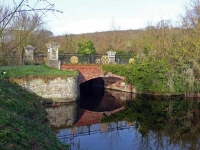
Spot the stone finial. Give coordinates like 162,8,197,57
46,42,60,60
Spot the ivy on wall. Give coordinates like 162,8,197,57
102,59,200,95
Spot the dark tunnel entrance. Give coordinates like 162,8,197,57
79,77,125,112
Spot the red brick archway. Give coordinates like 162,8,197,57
61,64,136,93
61,64,105,84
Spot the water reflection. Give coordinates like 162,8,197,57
57,121,136,150
45,82,200,150
45,88,133,127
101,95,200,150
45,102,77,128
53,94,200,150
79,87,134,112
57,120,189,150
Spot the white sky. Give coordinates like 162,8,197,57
5,0,191,35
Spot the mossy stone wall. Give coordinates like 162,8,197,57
11,76,80,102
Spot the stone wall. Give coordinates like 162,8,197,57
11,76,80,102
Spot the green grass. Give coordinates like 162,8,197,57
0,65,73,149
0,80,69,150
0,64,77,78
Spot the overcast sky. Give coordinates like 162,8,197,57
8,0,191,35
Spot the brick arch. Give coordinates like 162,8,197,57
61,64,105,84
61,64,136,93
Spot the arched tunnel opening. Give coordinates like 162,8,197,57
79,77,127,112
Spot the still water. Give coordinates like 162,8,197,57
45,86,200,150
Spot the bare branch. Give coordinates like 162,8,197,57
0,0,62,59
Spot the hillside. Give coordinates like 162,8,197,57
54,29,144,54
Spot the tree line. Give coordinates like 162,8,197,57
2,0,200,62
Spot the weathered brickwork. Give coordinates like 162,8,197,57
62,65,104,84
61,64,137,93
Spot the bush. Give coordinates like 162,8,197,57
77,40,96,56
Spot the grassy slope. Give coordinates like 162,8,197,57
0,65,76,149
0,65,77,78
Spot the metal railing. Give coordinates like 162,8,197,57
59,53,105,64
115,55,132,64
0,55,46,66
59,53,132,65
0,53,133,66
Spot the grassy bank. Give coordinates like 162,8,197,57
0,64,77,78
0,65,76,149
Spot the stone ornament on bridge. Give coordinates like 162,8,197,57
70,56,79,64
101,55,110,64
95,58,101,64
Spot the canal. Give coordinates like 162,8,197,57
45,82,200,150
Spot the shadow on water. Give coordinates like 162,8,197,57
79,86,126,112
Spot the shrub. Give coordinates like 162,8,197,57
77,40,96,56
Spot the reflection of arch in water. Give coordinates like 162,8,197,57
79,78,126,112
74,107,125,126
79,77,137,112
77,77,137,127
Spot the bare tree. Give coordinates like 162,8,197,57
181,0,200,28
0,0,62,65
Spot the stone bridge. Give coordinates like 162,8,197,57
61,64,136,93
